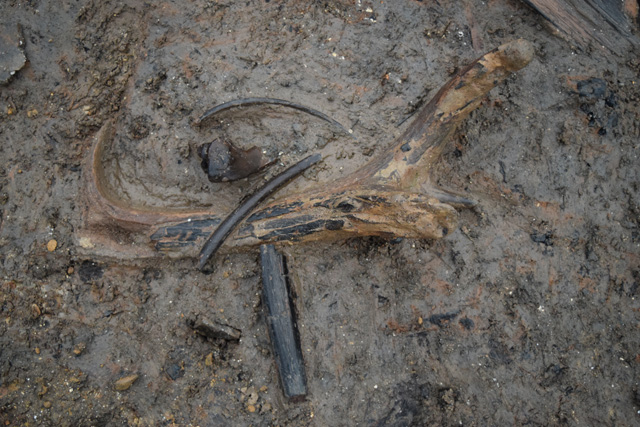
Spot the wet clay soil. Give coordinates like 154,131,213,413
1,0,640,425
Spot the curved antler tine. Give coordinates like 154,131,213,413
352,39,534,190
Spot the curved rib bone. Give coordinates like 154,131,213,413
77,39,534,259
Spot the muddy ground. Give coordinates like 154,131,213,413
1,0,639,425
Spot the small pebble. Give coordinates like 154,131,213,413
43,401,52,409
114,374,139,391
73,343,86,356
205,353,213,367
67,266,74,275
35,347,40,354
47,239,57,252
31,303,41,318
164,364,183,381
247,392,259,406
247,404,256,413
260,403,272,413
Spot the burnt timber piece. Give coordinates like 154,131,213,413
232,39,534,246
260,244,307,401
77,39,534,259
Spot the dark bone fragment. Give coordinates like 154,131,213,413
195,97,351,182
199,138,271,182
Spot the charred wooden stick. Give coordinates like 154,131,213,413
196,98,353,182
188,316,242,341
78,40,534,258
198,154,321,270
260,244,307,401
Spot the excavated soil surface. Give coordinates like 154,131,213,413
1,0,639,425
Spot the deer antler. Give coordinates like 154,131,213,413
77,39,534,259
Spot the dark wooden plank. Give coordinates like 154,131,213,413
259,244,307,401
522,0,640,54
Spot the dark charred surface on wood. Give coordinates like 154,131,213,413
259,219,345,242
260,245,307,400
246,201,305,223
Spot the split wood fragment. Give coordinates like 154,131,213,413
522,0,639,55
260,244,307,401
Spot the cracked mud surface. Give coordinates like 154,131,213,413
1,1,639,425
